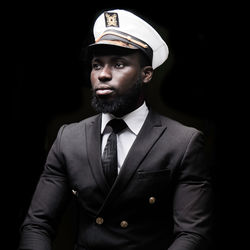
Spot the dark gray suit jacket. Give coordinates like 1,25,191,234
19,109,213,250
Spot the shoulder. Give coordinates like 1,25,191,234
150,109,204,142
152,109,201,133
57,114,100,137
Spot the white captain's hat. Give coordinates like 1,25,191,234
88,9,169,69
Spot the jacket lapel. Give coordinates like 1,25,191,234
98,109,167,214
85,114,110,195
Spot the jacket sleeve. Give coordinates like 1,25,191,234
168,130,214,250
19,125,72,250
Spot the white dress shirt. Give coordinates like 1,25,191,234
101,102,149,173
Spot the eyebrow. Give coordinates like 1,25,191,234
91,55,130,63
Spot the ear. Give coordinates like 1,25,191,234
141,66,153,83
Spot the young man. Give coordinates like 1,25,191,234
19,9,213,250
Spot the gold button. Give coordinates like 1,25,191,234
120,220,128,228
96,217,104,225
149,197,156,204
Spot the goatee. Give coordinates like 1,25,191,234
91,79,143,116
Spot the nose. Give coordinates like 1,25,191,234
98,65,112,82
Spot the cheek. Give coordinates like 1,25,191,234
114,70,140,91
90,71,97,87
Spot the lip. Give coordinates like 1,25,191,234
95,86,114,96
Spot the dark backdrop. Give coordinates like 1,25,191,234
13,2,244,250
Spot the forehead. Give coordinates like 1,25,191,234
91,54,140,64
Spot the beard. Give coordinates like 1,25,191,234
91,78,143,116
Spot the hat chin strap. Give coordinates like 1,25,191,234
94,29,153,63
95,30,149,49
96,39,137,49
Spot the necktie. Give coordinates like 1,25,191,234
102,119,127,186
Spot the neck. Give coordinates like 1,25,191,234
112,96,145,117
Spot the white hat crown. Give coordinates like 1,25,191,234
92,9,169,69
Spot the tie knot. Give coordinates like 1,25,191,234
108,119,127,134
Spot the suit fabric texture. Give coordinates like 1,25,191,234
19,109,213,250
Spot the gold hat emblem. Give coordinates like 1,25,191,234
105,12,119,27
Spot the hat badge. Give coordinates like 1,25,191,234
104,12,119,27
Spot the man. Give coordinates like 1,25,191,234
19,9,213,250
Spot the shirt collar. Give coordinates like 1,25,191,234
101,102,149,135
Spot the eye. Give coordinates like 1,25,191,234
92,63,101,70
115,62,124,69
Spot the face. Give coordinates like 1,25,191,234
90,49,153,117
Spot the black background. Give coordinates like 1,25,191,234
12,2,246,250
